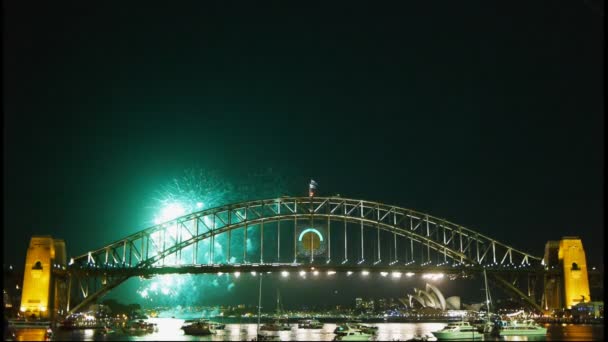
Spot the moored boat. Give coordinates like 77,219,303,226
298,318,323,329
181,320,212,336
334,322,377,335
123,320,157,334
332,324,373,341
496,319,547,336
261,319,292,331
432,321,482,340
8,319,51,329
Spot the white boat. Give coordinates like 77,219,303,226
333,324,373,341
334,322,377,335
298,319,323,329
432,321,483,340
497,319,547,336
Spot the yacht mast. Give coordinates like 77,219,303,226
483,269,491,315
276,288,280,315
257,274,263,334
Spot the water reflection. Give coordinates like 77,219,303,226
12,328,47,341
14,320,602,341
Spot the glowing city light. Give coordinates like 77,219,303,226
405,272,415,277
234,272,241,278
347,271,353,276
327,271,336,275
313,270,319,276
196,202,204,208
299,270,306,277
361,270,370,276
217,272,223,276
422,273,444,280
391,272,402,278
281,271,289,277
251,271,257,276
380,272,388,277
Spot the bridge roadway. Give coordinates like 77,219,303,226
59,262,546,278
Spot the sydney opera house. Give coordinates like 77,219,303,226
402,283,461,310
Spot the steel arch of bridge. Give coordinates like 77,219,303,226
65,197,542,314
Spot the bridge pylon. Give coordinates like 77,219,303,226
542,237,592,312
19,236,68,320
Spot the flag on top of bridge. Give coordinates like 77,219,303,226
309,179,318,197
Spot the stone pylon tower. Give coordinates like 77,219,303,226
543,236,591,311
559,237,591,308
20,236,67,319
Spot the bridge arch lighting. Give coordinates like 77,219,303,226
298,228,324,242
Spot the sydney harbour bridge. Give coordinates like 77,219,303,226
19,196,600,320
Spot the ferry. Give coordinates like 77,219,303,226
432,321,483,340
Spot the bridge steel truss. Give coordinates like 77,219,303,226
64,197,543,315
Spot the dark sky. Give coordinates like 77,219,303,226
3,2,604,307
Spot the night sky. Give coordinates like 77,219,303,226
3,2,604,308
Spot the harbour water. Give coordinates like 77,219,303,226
10,320,604,341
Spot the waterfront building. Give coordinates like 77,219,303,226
355,297,363,310
404,283,460,311
572,301,604,319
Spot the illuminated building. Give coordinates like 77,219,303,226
404,283,460,310
355,297,363,310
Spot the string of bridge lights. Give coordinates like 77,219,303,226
211,268,446,280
